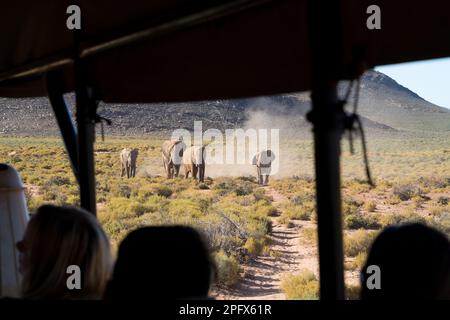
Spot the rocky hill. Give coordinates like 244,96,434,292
0,70,448,136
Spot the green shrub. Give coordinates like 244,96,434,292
44,176,71,187
107,197,150,218
214,250,241,287
342,197,361,216
364,200,377,212
213,177,255,196
392,184,423,201
437,196,449,206
387,195,402,205
345,252,368,271
243,237,266,257
345,213,381,230
252,202,278,217
284,203,312,220
197,183,210,190
290,193,314,206
168,198,202,218
281,270,319,300
344,230,377,257
234,184,254,196
434,212,450,233
153,185,173,198
111,184,132,198
253,189,271,203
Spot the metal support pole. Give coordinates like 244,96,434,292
308,86,346,300
74,59,97,216
46,72,79,183
307,0,345,300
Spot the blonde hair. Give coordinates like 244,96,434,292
21,205,112,299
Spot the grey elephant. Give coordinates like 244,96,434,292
120,148,139,178
183,145,206,182
252,150,276,186
162,139,186,178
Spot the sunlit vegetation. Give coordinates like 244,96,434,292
281,270,319,300
2,134,450,295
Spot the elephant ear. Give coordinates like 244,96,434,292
251,155,257,165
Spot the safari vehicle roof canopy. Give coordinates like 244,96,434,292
1,0,450,300
1,0,450,101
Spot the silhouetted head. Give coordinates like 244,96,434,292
361,223,450,300
105,226,214,300
18,205,112,300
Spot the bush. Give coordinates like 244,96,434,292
107,197,150,218
290,193,314,206
345,213,381,230
44,176,71,187
392,184,423,201
434,212,450,233
213,177,255,196
253,189,271,203
344,230,377,257
437,196,449,206
284,203,313,221
363,200,377,212
197,183,210,190
214,250,241,287
277,214,296,228
345,252,367,271
243,237,266,257
234,184,254,196
253,203,278,217
281,270,319,300
168,198,202,218
153,185,173,198
110,184,132,198
387,195,402,205
342,197,361,216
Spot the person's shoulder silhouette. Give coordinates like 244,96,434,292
361,223,450,299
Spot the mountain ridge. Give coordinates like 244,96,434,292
0,70,449,136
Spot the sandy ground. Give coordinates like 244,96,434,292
213,186,319,300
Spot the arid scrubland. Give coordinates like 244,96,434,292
2,133,450,298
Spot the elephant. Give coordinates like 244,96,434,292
120,148,139,178
183,145,206,182
162,139,186,178
252,150,276,186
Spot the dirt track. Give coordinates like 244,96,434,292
214,186,318,300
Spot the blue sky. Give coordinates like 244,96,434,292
376,57,450,109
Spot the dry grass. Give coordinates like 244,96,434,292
3,134,450,293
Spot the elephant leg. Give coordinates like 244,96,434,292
174,165,180,177
264,175,269,186
257,166,263,185
127,165,130,178
163,159,169,178
192,165,198,180
121,165,125,177
199,165,205,182
167,164,172,179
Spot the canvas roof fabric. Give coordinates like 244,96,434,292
0,0,449,102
